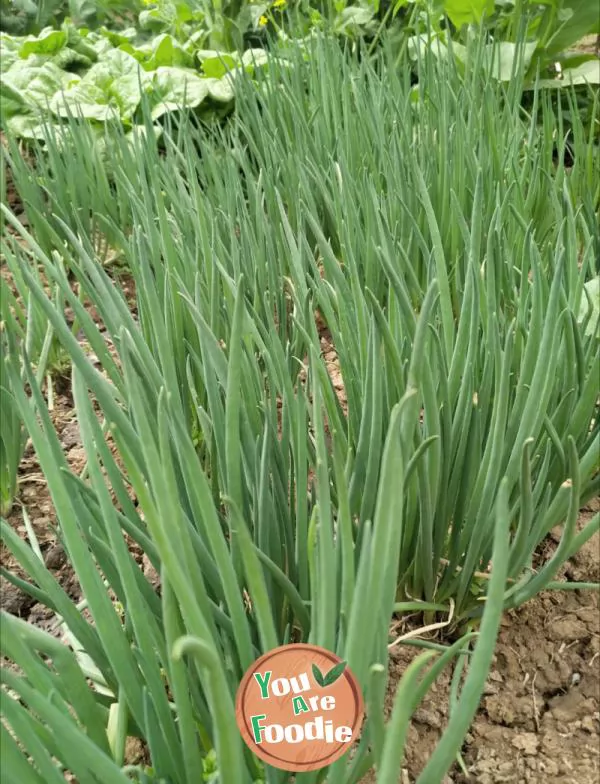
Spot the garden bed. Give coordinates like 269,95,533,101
1,12,599,784
1,337,598,784
377,510,599,784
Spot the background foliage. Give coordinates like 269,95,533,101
1,0,598,139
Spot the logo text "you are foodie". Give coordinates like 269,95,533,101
235,643,364,772
251,663,351,745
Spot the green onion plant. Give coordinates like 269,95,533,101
1,34,598,784
0,230,58,516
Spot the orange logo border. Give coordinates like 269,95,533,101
235,643,364,772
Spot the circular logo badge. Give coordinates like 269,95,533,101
235,643,364,772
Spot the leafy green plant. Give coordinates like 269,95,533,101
0,0,65,35
0,182,61,515
0,0,144,35
4,0,598,143
233,40,599,616
0,19,278,139
578,278,600,338
403,0,600,88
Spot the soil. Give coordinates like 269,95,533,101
361,500,600,784
0,391,84,628
574,35,600,56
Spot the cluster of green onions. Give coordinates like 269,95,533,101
1,36,598,784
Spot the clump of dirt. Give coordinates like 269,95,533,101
319,323,347,414
2,135,27,221
574,35,600,56
0,391,86,631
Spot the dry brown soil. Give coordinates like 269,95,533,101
362,501,600,783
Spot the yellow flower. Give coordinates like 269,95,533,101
273,0,286,8
259,14,268,26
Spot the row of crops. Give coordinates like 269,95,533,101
1,1,599,783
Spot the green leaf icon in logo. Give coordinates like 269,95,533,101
312,661,347,688
312,663,326,687
323,661,347,686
